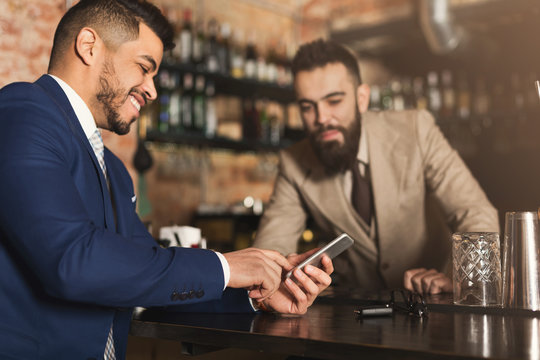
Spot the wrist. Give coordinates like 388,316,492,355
255,299,272,312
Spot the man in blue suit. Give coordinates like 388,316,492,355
0,1,333,359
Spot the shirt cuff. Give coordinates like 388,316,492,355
214,251,230,290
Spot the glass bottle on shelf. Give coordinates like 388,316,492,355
230,29,245,79
426,71,442,119
205,80,217,138
168,72,182,134
244,34,257,80
193,74,206,133
413,76,428,111
369,84,381,111
266,40,279,84
242,99,259,140
391,79,404,111
180,8,193,65
157,69,172,133
276,41,288,86
205,18,219,73
440,69,456,122
258,99,270,142
401,77,415,109
181,73,194,130
163,6,179,63
216,22,231,75
380,84,393,111
192,19,206,70
472,77,492,130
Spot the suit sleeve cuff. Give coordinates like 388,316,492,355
214,251,230,290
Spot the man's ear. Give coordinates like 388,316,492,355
75,27,101,66
356,84,371,113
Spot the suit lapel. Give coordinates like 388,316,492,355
301,147,378,258
35,75,116,230
364,112,408,250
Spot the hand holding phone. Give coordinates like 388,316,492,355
285,233,354,280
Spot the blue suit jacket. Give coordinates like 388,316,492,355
0,75,253,359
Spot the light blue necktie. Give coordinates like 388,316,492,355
89,130,115,359
89,129,107,181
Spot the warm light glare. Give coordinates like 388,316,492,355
302,229,314,242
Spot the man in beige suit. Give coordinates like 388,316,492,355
254,39,499,294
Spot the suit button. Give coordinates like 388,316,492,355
196,290,205,298
179,291,189,301
381,263,390,271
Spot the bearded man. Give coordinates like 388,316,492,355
254,39,499,294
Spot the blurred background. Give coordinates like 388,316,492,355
2,0,540,253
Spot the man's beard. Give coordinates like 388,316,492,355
96,60,135,135
309,110,361,175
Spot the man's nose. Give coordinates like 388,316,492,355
315,102,332,125
142,76,157,102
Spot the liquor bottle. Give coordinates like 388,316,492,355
192,19,205,69
456,73,471,121
472,77,491,127
440,70,456,121
258,100,270,142
168,71,182,133
391,80,404,111
180,9,193,64
230,29,245,79
266,41,278,83
401,77,415,109
380,84,393,110
163,6,179,64
369,85,381,111
426,71,442,118
157,70,172,133
242,99,259,140
244,34,257,79
256,39,267,82
216,22,231,75
275,41,288,86
413,76,428,110
205,80,217,137
205,18,219,73
181,73,194,130
269,103,282,145
193,75,206,132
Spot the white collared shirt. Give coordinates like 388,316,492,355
46,74,231,289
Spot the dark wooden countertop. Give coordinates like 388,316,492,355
130,289,540,359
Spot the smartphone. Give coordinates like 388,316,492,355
285,233,354,279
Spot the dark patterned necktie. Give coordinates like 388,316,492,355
351,161,372,225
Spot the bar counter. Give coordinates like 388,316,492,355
130,289,540,359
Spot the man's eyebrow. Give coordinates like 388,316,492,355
321,91,345,100
139,55,157,72
297,91,346,105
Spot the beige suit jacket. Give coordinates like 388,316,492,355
254,109,499,289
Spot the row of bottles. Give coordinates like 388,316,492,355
369,70,540,120
163,7,293,86
149,69,287,146
369,70,540,156
154,69,218,138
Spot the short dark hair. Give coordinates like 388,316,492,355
49,0,174,70
292,39,362,85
